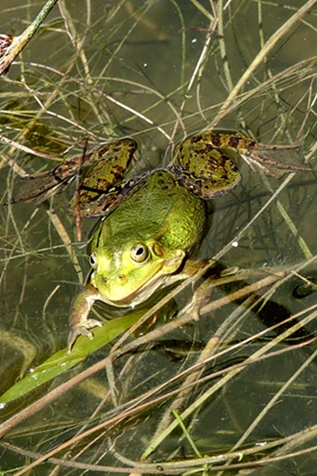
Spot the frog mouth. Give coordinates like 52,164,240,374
104,269,187,307
98,251,187,307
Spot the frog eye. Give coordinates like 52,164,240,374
89,252,98,269
130,243,149,263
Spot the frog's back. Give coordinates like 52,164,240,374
107,169,206,252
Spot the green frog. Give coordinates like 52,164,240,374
13,129,311,350
66,130,246,349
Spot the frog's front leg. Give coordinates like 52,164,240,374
67,283,102,351
180,259,233,320
178,259,216,320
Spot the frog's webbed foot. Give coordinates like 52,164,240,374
67,318,102,352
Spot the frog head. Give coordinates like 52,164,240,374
89,239,186,307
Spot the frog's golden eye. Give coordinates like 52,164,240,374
89,252,98,268
130,243,149,263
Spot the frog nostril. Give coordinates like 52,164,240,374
118,274,125,281
103,277,108,283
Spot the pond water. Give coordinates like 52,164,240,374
1,0,317,474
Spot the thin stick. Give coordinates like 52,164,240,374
0,0,59,75
215,0,317,119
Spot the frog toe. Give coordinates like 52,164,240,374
67,319,102,351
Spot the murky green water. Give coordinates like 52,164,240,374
1,1,317,474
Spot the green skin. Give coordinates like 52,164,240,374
67,131,244,350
